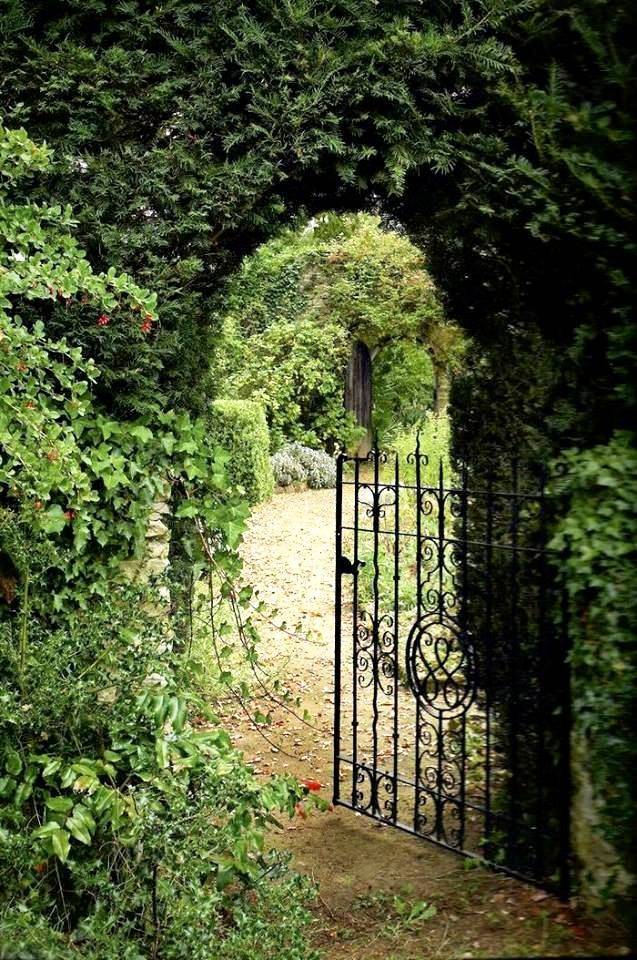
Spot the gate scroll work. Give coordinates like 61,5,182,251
333,443,571,896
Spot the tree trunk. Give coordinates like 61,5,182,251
345,340,373,456
432,360,450,417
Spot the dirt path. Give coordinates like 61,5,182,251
226,487,626,960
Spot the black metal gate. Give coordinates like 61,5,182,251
333,442,570,896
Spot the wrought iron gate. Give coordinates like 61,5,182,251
333,442,571,896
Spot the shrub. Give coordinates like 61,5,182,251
206,400,274,504
551,431,637,902
271,450,306,488
287,443,337,489
214,315,356,452
211,214,451,452
272,444,336,490
0,128,317,957
0,586,313,960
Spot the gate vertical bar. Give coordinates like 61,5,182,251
558,567,571,899
484,473,494,854
392,451,400,821
333,452,344,805
458,461,469,849
435,457,445,839
535,469,548,879
413,434,423,831
371,445,381,815
351,457,360,807
507,457,520,865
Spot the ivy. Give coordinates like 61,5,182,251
551,431,637,896
0,125,320,958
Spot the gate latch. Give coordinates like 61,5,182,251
338,555,365,575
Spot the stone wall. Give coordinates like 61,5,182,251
572,731,634,906
120,485,171,604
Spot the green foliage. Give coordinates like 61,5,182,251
215,315,356,452
214,213,449,449
301,213,444,352
0,586,311,959
551,431,637,895
373,340,435,442
206,400,274,505
0,126,226,611
0,127,317,957
0,124,160,419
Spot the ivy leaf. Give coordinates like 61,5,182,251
129,425,153,444
219,519,244,549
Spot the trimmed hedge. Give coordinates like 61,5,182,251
207,399,274,504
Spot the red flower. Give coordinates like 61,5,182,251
300,778,322,793
97,314,110,326
64,510,75,522
140,317,153,334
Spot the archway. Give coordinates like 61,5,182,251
210,211,462,462
0,2,631,949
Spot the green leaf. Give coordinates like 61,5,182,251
67,816,92,845
155,738,169,769
42,758,62,778
34,822,61,838
51,828,70,863
45,796,74,813
5,750,22,776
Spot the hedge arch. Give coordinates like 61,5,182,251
1,0,632,446
2,0,634,906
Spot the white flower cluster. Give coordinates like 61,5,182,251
271,442,337,489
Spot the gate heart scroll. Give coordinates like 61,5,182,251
405,614,476,718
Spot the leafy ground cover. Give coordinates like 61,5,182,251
0,124,320,960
